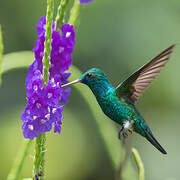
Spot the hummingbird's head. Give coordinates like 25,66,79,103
62,68,109,88
80,68,108,85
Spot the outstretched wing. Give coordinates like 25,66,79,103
115,45,175,104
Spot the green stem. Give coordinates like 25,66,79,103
33,134,46,180
7,140,31,180
55,0,70,31
132,148,145,180
33,0,54,179
116,139,132,180
68,0,80,26
0,25,3,86
42,0,54,85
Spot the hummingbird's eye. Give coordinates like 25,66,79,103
85,73,93,79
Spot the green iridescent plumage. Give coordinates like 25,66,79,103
63,45,175,154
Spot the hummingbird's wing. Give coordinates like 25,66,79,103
115,45,175,104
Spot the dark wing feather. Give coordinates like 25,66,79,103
115,45,175,103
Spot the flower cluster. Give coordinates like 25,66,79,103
21,17,75,139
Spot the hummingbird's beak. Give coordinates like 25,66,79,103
62,79,82,88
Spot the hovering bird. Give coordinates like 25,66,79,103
62,45,175,154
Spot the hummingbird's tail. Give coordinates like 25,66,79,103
144,128,167,154
133,107,167,154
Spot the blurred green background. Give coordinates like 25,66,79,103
1,0,180,179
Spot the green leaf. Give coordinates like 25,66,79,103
7,140,31,180
2,51,34,74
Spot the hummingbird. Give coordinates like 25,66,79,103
62,45,175,154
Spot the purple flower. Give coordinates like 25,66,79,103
61,87,71,104
21,17,75,139
36,16,46,37
33,17,75,76
26,69,43,98
50,106,64,133
22,120,41,140
22,71,65,139
36,16,55,38
79,0,93,4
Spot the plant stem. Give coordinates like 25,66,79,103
55,0,70,31
116,138,132,180
33,133,46,180
42,0,54,85
7,140,31,180
68,0,80,26
0,25,3,86
33,0,54,179
132,148,145,180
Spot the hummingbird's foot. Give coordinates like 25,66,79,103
118,120,133,140
128,129,132,134
118,127,128,139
